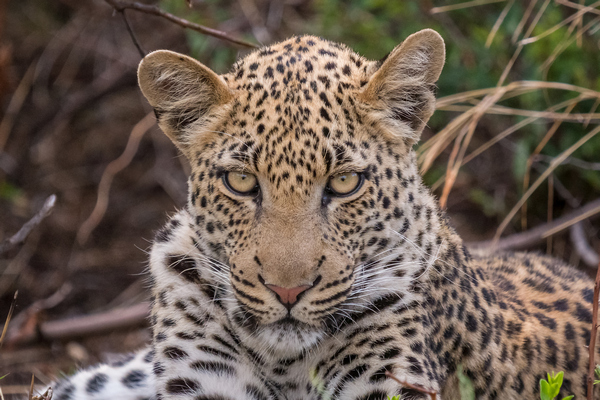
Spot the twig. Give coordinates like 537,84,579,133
103,0,258,48
533,154,600,171
0,291,17,349
0,195,56,256
120,9,146,58
494,124,600,241
467,197,600,252
430,0,504,14
28,374,34,400
31,388,52,400
0,61,36,152
7,283,72,345
6,302,149,346
570,222,600,268
588,254,600,400
385,371,437,400
77,113,155,245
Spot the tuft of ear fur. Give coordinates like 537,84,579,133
359,29,445,144
138,50,233,153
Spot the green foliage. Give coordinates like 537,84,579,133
0,181,22,201
539,371,574,400
594,365,600,385
387,396,400,400
457,366,475,400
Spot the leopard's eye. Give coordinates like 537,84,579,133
327,172,363,196
224,172,258,195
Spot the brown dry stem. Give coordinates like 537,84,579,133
385,371,437,400
468,197,600,253
6,302,149,346
0,195,56,256
77,113,155,245
588,254,600,400
103,0,258,48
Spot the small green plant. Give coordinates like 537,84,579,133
457,366,475,400
594,365,600,385
387,396,400,400
540,371,573,400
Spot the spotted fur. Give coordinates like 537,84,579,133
50,31,598,400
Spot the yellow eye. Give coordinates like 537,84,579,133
328,172,362,196
224,172,258,195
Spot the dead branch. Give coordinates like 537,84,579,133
588,254,600,400
570,222,600,268
0,291,17,349
103,0,258,48
385,371,437,400
31,388,52,400
0,195,56,256
7,284,72,347
6,301,149,347
120,9,146,57
467,197,600,253
77,113,155,245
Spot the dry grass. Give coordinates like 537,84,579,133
421,0,600,240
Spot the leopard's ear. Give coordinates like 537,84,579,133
359,29,445,143
138,50,233,153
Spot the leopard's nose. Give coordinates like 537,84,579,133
265,284,312,310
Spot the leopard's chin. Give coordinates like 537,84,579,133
235,315,324,356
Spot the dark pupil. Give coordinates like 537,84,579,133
339,175,347,182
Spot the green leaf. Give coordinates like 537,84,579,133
540,379,553,400
561,396,574,400
457,365,475,400
548,371,564,390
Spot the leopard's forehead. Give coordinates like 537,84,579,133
224,35,373,88
204,36,379,200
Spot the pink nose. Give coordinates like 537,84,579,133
266,284,312,309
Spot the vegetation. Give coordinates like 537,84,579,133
540,371,574,400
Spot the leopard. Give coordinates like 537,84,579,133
48,30,599,400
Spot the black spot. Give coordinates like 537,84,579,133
165,378,200,395
86,373,109,394
466,314,478,331
121,370,147,389
191,361,236,376
575,303,593,323
356,391,388,400
167,255,201,283
582,288,594,303
163,346,189,360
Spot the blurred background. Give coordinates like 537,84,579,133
1,0,600,397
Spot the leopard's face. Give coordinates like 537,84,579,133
138,33,445,354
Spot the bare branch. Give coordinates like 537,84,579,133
588,255,600,400
468,197,600,253
0,195,56,256
103,0,258,49
570,222,600,268
120,9,146,58
6,302,149,346
77,113,155,245
385,371,438,400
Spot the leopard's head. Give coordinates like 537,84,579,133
138,31,445,355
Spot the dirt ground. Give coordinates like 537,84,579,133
0,1,598,399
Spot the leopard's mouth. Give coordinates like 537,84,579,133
273,314,311,328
